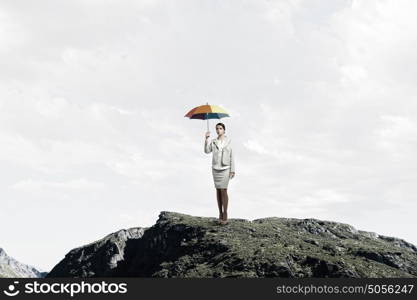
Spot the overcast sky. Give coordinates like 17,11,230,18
1,0,416,272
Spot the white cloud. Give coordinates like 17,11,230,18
243,139,268,155
377,115,417,141
11,178,105,190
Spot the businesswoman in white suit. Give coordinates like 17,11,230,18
204,123,235,225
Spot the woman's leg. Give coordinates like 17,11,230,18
216,188,223,221
221,188,228,222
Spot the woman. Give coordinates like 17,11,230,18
204,123,235,225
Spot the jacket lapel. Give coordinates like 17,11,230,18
213,136,230,150
213,138,219,149
224,137,231,147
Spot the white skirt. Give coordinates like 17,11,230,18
212,167,231,189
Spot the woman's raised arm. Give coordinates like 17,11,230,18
204,131,212,153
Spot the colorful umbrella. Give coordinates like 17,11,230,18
184,102,230,131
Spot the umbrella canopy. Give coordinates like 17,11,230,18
184,102,230,131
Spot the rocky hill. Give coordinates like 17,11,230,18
47,227,146,277
47,211,417,278
0,248,46,278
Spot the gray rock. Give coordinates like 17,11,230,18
0,248,45,278
46,211,417,278
47,227,146,277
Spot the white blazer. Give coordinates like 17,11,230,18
204,135,235,173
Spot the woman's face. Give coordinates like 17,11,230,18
216,125,225,136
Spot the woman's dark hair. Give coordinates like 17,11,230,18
216,123,226,131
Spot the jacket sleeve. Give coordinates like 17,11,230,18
230,147,235,173
204,138,212,154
